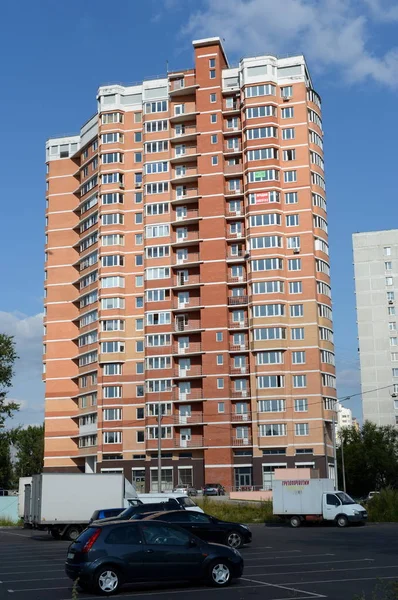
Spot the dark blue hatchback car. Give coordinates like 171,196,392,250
65,520,244,595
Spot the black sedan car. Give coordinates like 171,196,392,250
142,510,251,549
65,520,243,595
97,500,182,523
203,483,226,496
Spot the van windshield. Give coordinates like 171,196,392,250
336,492,355,505
180,497,196,507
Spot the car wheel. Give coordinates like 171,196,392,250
289,515,301,528
226,530,243,549
208,560,231,587
336,515,349,528
65,526,81,541
95,566,121,596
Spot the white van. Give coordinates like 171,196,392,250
137,493,204,513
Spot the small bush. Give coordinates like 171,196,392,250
195,498,276,523
366,489,398,522
0,517,19,526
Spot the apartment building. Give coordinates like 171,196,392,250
335,402,353,443
353,230,398,426
44,37,336,492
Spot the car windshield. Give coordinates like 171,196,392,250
336,492,355,505
180,497,196,507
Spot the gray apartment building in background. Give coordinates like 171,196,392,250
353,230,398,426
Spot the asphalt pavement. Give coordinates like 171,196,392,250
1,522,398,600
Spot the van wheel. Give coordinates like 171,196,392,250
290,515,301,528
65,525,81,541
95,566,121,595
336,515,348,528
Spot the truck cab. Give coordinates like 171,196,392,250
322,491,367,526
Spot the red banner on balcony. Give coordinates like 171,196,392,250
256,192,270,204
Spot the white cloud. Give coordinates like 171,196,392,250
364,0,398,21
183,0,398,87
0,312,44,426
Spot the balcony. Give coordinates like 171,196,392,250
231,412,252,422
226,230,245,240
227,275,246,284
230,389,250,399
170,147,199,164
226,249,247,262
170,110,199,124
228,296,248,306
173,321,202,333
171,232,200,247
172,188,201,204
146,345,173,356
174,436,204,448
224,142,242,155
229,342,249,352
224,163,243,176
222,100,241,113
172,297,202,311
171,208,200,224
169,78,199,96
172,252,201,267
228,319,248,329
171,125,198,143
232,437,252,446
172,343,203,356
225,186,244,198
170,169,199,185
146,438,175,450
173,366,203,378
226,207,244,219
174,412,204,425
223,125,242,136
230,363,249,374
172,389,203,402
172,274,201,288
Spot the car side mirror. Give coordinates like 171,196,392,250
189,538,197,548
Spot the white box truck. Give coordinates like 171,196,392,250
23,473,138,540
273,478,367,528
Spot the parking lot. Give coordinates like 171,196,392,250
1,522,398,600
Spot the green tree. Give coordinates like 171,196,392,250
14,425,44,478
0,334,19,428
0,432,14,489
337,421,398,497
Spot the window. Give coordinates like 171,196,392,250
392,353,398,361
258,399,285,412
388,291,395,301
249,213,281,227
252,258,283,271
254,328,286,341
135,192,143,203
102,319,124,332
289,281,302,294
145,120,168,133
217,378,224,389
292,351,306,364
104,408,122,421
281,86,293,98
290,304,303,318
136,319,144,331
259,424,286,436
385,247,392,256
216,332,223,342
102,113,123,124
295,423,309,436
251,235,282,249
216,355,224,366
136,362,144,374
211,114,217,123
101,341,125,353
137,386,144,398
393,368,398,377
209,58,216,68
247,147,278,161
389,322,397,331
291,328,304,340
145,140,168,153
283,149,296,161
317,281,332,297
102,152,123,164
245,84,276,97
252,305,285,318
281,107,294,118
103,431,122,444
389,307,396,316
103,364,122,376
136,340,144,352
102,234,124,246
385,262,393,271
209,69,216,79
319,327,334,342
252,280,284,295
256,351,283,365
145,100,167,114
210,93,216,103
137,431,144,442
282,128,295,140
247,127,277,140
212,156,218,166
211,134,218,144
146,357,171,370
257,375,285,388
286,214,299,226
101,276,124,288
288,258,301,271
146,267,170,280
293,375,307,388
135,255,143,266
101,213,123,226
386,277,394,286
322,373,336,388
248,170,279,182
101,297,125,310
246,105,276,119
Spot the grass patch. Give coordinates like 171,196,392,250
0,517,19,526
366,489,398,522
195,497,276,523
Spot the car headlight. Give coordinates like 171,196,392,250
240,525,250,531
353,510,360,515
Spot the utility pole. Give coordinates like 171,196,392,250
341,432,347,492
157,396,162,493
332,413,338,490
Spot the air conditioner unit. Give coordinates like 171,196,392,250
282,97,290,102
135,183,142,188
392,393,398,398
241,390,248,397
242,437,249,444
389,300,394,305
240,367,246,373
242,413,249,421
293,248,300,254
119,183,125,189
240,344,246,350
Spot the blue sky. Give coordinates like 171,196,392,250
1,0,398,426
